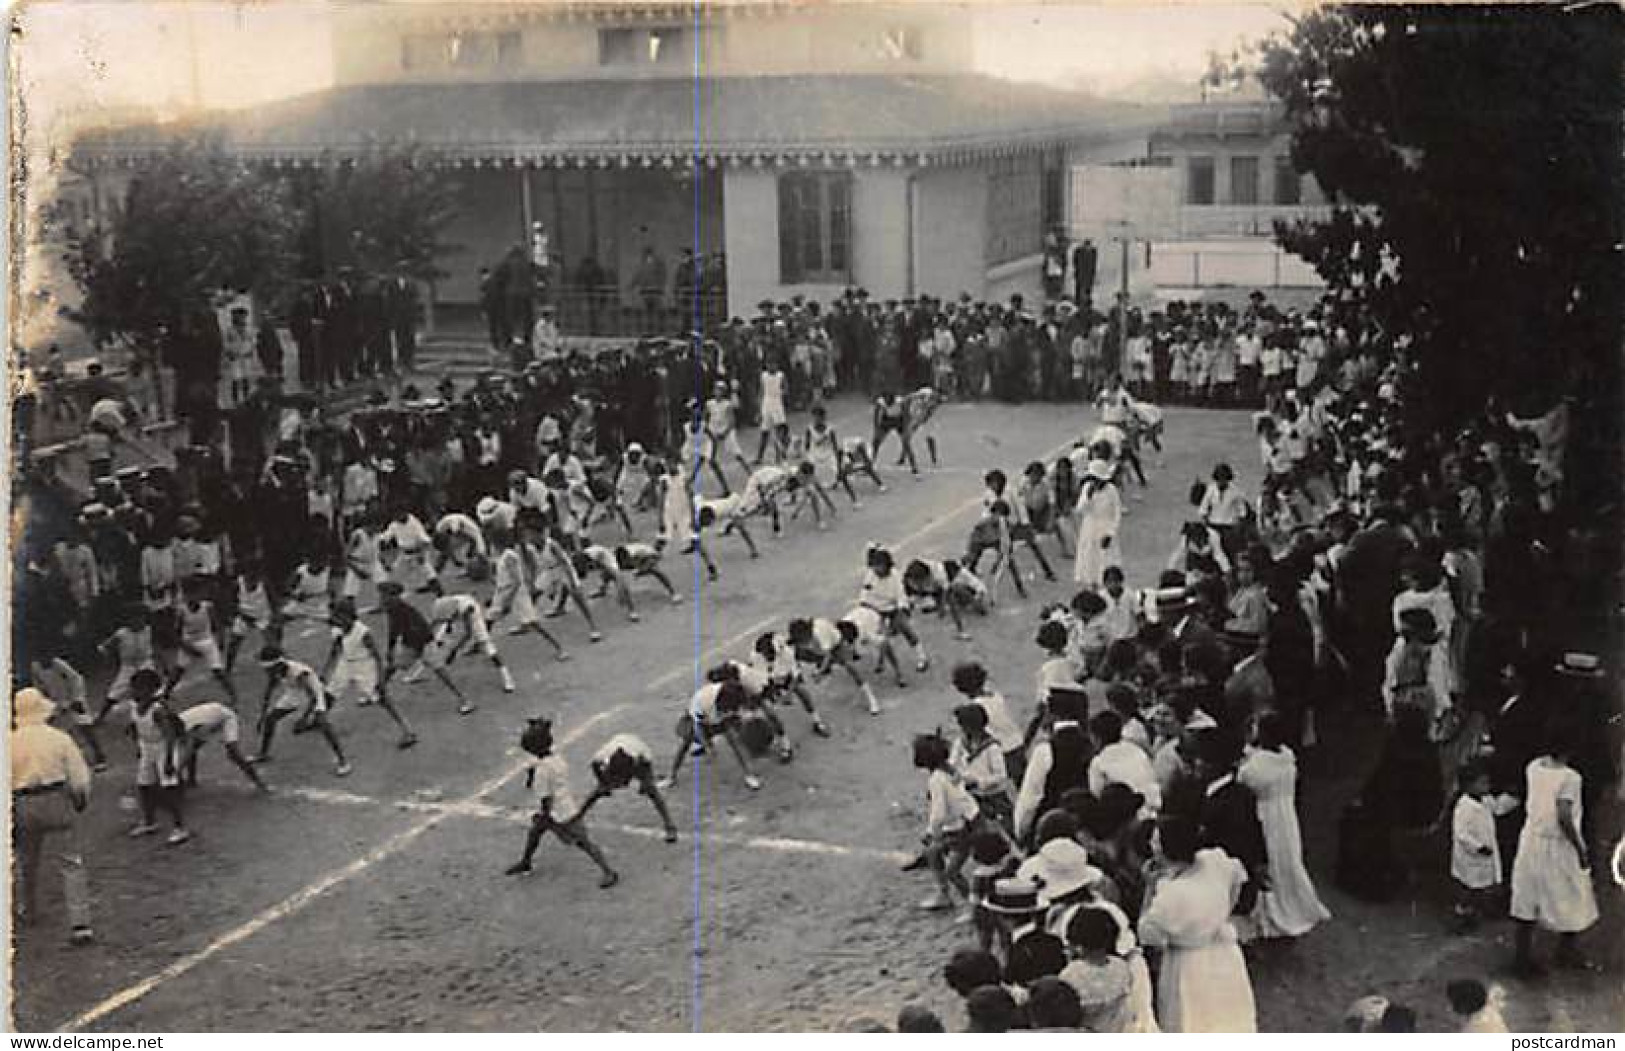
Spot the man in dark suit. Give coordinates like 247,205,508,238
1071,239,1098,310
1160,587,1223,659
387,271,419,373
1195,731,1268,886
1221,629,1276,733
1337,495,1415,707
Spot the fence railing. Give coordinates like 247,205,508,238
464,287,731,341
1175,205,1334,238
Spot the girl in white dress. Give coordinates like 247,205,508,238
1237,712,1331,939
1072,459,1122,588
1510,730,1598,974
1138,816,1258,1033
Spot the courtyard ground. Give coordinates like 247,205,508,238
11,397,1621,1032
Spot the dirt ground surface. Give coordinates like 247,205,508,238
10,397,1622,1032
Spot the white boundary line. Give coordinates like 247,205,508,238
271,785,911,864
60,705,630,1032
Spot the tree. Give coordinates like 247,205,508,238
62,134,303,353
1255,5,1623,468
297,142,461,283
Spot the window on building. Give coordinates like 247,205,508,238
649,27,690,64
986,154,1044,267
449,31,496,69
1230,155,1259,206
1273,155,1301,205
778,172,852,284
599,28,638,65
496,31,522,68
401,33,445,71
879,26,924,60
1186,156,1215,205
599,26,691,66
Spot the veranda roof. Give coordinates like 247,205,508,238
76,74,1157,169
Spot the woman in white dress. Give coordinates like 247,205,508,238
1509,729,1598,975
1237,712,1331,939
1072,458,1122,588
1137,815,1258,1034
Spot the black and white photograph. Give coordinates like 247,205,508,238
6,0,1622,1035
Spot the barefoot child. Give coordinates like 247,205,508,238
125,669,191,846
173,578,240,707
378,582,481,713
903,558,989,641
94,606,159,725
226,564,277,671
505,717,620,888
802,405,849,514
787,615,884,715
872,391,919,475
178,700,268,792
860,544,928,674
252,646,351,776
662,678,763,791
655,458,720,582
574,734,680,842
606,542,685,606
902,386,943,469
751,630,830,737
486,531,571,656
838,436,887,503
324,599,419,749
423,584,518,694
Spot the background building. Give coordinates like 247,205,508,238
79,1,1159,331
1144,87,1330,300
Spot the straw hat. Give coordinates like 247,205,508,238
980,876,1043,916
1555,652,1604,679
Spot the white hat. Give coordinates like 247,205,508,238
475,496,501,519
1085,459,1114,482
12,687,55,725
625,442,645,455
1018,838,1104,905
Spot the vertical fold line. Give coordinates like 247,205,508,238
688,0,705,1035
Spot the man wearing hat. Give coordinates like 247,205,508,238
1221,629,1275,728
11,687,95,944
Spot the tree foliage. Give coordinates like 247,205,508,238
63,135,303,349
1256,5,1623,439
299,142,463,283
62,137,462,356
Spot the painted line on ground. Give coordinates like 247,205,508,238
248,782,911,864
60,705,629,1032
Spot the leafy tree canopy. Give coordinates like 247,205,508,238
1255,5,1622,436
63,135,302,350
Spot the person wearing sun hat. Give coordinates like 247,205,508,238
11,686,95,945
